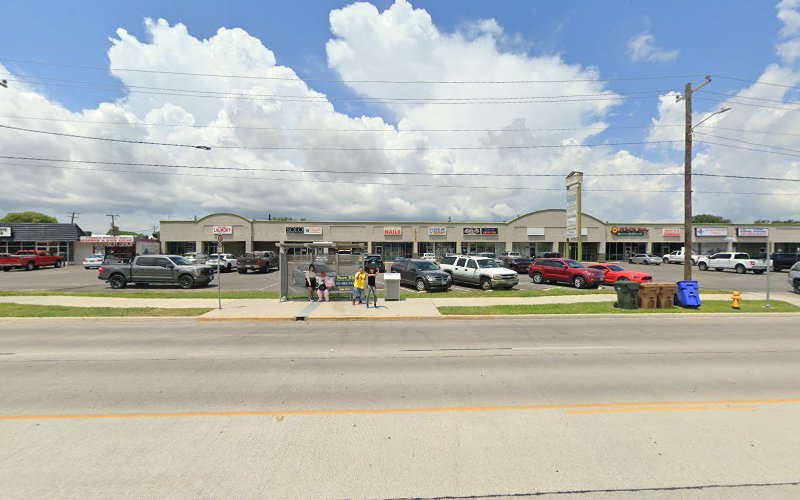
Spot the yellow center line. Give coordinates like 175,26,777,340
567,405,757,415
0,398,797,422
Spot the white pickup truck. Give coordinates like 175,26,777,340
662,250,699,265
438,255,519,290
697,252,767,274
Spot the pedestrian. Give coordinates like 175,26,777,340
352,265,366,305
317,271,334,302
304,264,317,301
366,265,378,308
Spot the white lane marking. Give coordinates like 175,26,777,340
259,283,279,290
511,346,624,350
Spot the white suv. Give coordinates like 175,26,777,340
789,261,800,294
206,253,238,272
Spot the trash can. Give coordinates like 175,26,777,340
613,281,640,310
656,283,678,309
638,282,659,309
383,273,401,301
675,280,701,308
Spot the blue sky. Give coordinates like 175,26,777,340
0,1,798,230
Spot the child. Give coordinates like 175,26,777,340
366,266,378,308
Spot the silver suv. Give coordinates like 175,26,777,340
789,261,800,294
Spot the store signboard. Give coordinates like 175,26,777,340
463,227,481,236
696,227,728,237
80,236,135,243
384,227,402,236
481,227,498,235
0,227,12,237
662,228,681,237
304,226,323,235
566,184,578,239
611,227,649,236
212,225,233,235
428,227,447,236
286,226,304,234
527,227,545,236
737,228,769,237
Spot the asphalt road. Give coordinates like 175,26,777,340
1,317,799,499
1,261,792,294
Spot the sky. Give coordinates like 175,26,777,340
0,0,799,234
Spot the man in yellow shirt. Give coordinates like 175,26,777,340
352,265,366,305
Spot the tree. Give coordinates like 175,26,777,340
0,211,59,223
692,214,731,224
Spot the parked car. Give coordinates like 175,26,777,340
628,253,662,265
535,252,562,258
503,256,533,273
438,256,518,290
588,263,652,284
0,250,64,271
421,253,438,262
292,262,336,286
478,252,497,259
97,255,214,289
528,258,605,289
237,251,279,274
390,258,451,291
771,252,800,272
82,254,106,269
789,261,800,294
500,251,521,260
697,253,767,274
206,253,238,272
663,250,698,265
363,254,386,273
183,252,208,264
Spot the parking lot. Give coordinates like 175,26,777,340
0,260,793,295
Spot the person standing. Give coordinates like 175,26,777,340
352,266,366,305
366,265,378,308
304,264,317,301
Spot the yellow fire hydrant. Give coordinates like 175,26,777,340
732,291,742,309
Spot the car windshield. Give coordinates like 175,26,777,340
566,260,584,268
478,259,503,268
208,254,218,259
416,261,439,271
170,256,191,266
608,265,625,271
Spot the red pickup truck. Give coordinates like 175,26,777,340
0,250,65,271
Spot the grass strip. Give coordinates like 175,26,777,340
438,300,800,316
0,304,212,318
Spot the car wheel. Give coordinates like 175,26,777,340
663,257,669,263
794,279,800,294
178,275,195,289
753,270,764,275
55,260,62,268
25,262,34,271
715,268,723,272
416,279,427,291
238,268,246,274
628,259,633,264
617,276,629,281
698,262,708,271
109,274,127,289
573,276,586,289
735,264,746,274
532,272,544,284
480,277,491,290
226,263,232,272
690,259,696,266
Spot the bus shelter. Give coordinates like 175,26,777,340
279,242,365,301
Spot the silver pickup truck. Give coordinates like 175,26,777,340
98,254,214,289
438,255,519,290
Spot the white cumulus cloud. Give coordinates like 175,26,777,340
627,32,679,63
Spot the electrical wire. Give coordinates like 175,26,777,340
0,125,680,150
714,74,800,91
696,139,800,159
0,58,705,84
693,132,800,155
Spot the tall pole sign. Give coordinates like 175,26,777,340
565,171,584,261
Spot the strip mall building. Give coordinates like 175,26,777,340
160,209,800,262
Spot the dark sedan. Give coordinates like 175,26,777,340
504,256,532,273
363,255,386,273
390,258,451,291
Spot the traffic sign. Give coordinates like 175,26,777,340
217,234,224,243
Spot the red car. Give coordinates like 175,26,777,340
588,264,652,284
528,258,605,289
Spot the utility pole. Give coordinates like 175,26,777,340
106,214,120,236
66,211,80,224
676,76,711,281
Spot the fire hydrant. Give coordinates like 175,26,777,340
732,291,742,309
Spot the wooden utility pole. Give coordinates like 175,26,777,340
66,211,79,224
676,76,711,281
106,214,120,236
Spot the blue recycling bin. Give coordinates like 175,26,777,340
675,280,701,308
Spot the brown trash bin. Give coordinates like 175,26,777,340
638,282,659,309
656,283,678,309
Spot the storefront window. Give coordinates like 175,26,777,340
166,241,196,255
382,242,412,260
605,242,646,261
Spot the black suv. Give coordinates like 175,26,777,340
390,258,451,291
363,254,386,273
503,256,533,273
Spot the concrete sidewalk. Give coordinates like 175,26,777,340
2,290,798,320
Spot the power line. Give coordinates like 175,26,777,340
714,74,800,91
695,96,800,113
696,139,800,159
702,90,800,106
0,58,705,84
0,114,685,133
0,126,679,150
693,132,800,155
